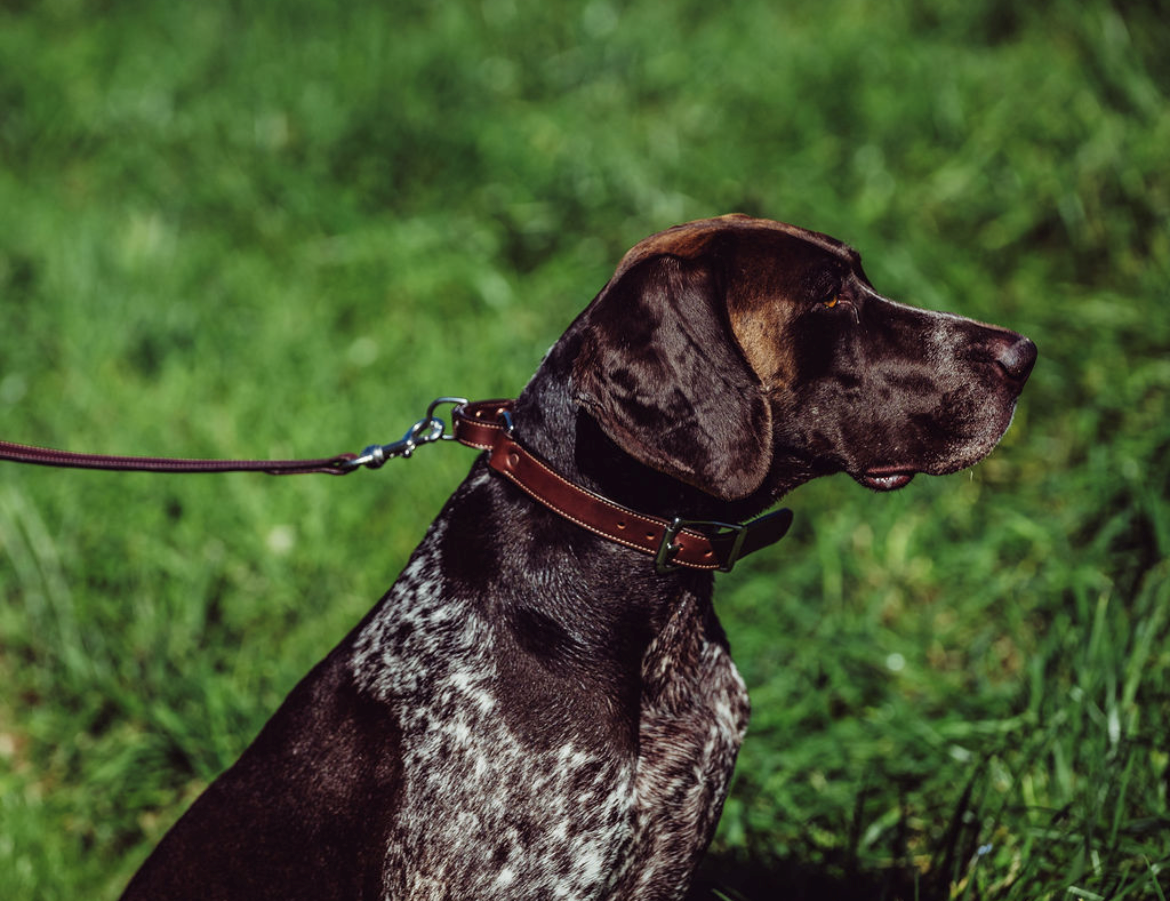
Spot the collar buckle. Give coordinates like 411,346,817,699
655,517,747,575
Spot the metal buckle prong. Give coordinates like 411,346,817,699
655,516,748,575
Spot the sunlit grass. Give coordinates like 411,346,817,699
1,1,1167,898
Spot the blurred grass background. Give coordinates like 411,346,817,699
0,0,1167,898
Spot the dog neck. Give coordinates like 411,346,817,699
511,332,783,527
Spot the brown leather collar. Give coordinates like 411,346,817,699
452,400,792,573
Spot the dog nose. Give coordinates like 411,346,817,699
995,334,1037,383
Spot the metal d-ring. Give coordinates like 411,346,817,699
425,397,470,441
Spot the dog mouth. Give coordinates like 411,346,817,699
856,469,916,492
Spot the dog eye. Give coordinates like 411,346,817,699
821,293,840,309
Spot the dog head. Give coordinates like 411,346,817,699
570,214,1036,502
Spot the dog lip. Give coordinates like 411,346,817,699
856,469,916,491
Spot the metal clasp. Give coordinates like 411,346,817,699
343,397,468,471
654,516,748,575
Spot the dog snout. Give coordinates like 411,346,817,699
992,333,1037,385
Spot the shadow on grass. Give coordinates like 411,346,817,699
688,851,921,901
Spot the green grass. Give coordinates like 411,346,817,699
1,0,1167,898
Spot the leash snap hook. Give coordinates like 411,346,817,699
344,397,469,471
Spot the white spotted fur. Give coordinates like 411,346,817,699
348,474,748,900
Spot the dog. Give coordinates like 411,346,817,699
121,215,1035,900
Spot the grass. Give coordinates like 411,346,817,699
1,0,1167,898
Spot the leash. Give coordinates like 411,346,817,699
0,397,470,476
0,397,791,573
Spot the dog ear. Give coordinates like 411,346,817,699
571,254,772,501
